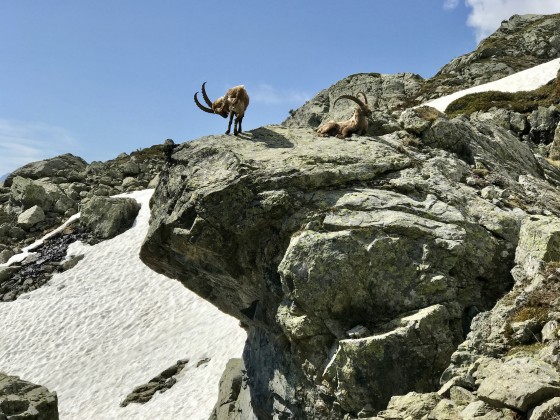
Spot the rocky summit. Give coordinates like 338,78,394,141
4,12,560,420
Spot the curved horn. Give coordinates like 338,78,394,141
194,92,214,114
358,92,368,104
333,94,368,112
201,82,214,107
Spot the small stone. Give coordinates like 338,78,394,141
346,325,371,339
542,321,559,343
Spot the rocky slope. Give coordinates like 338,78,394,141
284,14,560,132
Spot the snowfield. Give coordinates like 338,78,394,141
0,189,247,419
425,57,560,112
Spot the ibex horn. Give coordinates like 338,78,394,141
194,91,214,114
333,95,369,113
358,92,368,104
201,82,214,107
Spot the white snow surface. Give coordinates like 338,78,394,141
424,57,560,112
0,189,247,419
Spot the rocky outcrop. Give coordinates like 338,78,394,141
436,14,560,89
209,359,256,420
0,222,85,302
120,359,189,407
368,211,560,419
140,99,560,417
0,373,58,419
284,73,422,130
3,154,87,187
0,143,167,268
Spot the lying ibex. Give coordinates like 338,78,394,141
194,83,249,136
317,93,372,138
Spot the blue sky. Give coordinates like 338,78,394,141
1,0,560,176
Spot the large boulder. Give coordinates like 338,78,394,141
140,120,538,417
9,177,75,214
4,154,87,187
283,73,423,130
80,196,140,241
0,373,58,419
477,357,560,412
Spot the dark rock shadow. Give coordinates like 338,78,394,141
242,127,294,149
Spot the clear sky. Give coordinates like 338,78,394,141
1,0,560,176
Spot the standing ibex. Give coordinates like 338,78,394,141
317,93,372,138
194,82,250,136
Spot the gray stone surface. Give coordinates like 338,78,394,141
4,154,87,187
529,396,560,420
209,359,257,420
17,205,45,229
80,196,140,241
140,115,547,417
0,373,58,419
477,357,560,412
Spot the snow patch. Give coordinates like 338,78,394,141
0,189,246,419
425,57,560,112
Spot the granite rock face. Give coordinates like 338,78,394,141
140,97,560,417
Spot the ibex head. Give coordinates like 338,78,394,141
194,82,229,118
334,92,372,117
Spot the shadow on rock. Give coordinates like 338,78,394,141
245,127,294,149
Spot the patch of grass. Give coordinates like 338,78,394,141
131,145,166,162
445,71,560,117
414,106,445,122
506,342,545,357
510,306,549,323
508,265,560,324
